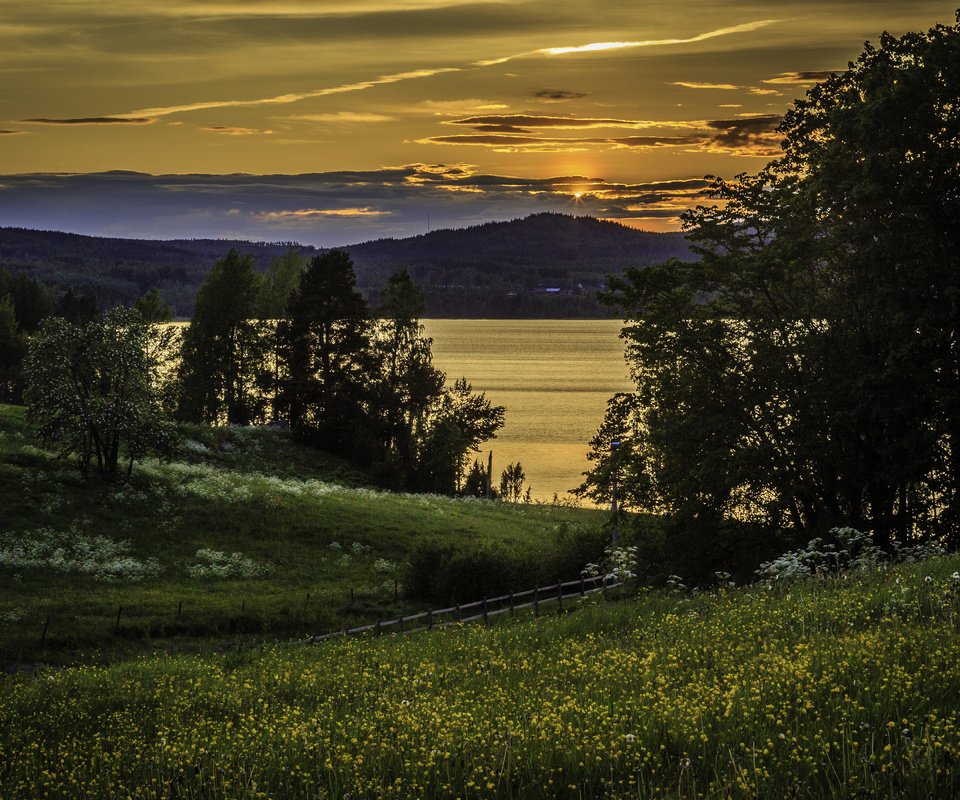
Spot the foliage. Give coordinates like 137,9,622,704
22,308,178,478
499,461,531,503
177,249,271,425
0,524,161,582
283,249,374,455
4,556,960,798
587,14,960,548
756,527,948,585
0,294,26,402
134,287,174,322
369,267,447,487
186,548,271,579
257,248,305,319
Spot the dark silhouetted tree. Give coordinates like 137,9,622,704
283,250,373,455
177,250,269,425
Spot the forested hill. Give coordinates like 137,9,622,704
0,214,692,318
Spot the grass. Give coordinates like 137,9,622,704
0,404,604,666
2,556,960,798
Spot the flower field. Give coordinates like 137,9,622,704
3,556,960,799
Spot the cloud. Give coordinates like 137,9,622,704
283,112,395,123
763,70,837,85
21,116,155,125
445,114,701,130
704,114,782,155
422,115,784,156
26,19,779,125
0,129,24,135
255,207,391,221
124,67,460,118
672,81,739,90
748,88,781,96
0,167,711,243
532,19,780,57
418,132,705,153
533,89,588,102
202,126,273,135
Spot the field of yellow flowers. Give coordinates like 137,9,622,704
3,555,960,799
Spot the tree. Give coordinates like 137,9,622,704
369,267,446,487
23,308,177,478
499,462,531,503
177,250,270,425
258,248,306,319
283,250,373,455
415,377,505,494
135,288,174,323
588,13,960,549
0,294,26,402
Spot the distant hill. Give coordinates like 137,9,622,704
0,213,693,318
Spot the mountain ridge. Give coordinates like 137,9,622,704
0,213,693,318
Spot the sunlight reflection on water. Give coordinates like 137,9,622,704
424,319,632,503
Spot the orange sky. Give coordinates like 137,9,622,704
0,2,956,243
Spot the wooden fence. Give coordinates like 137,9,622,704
304,573,622,644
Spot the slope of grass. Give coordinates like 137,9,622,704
2,556,960,798
0,404,604,665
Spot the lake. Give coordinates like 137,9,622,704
423,319,633,503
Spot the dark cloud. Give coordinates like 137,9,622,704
705,114,783,154
21,117,155,125
470,124,533,133
0,130,24,135
422,132,705,150
763,70,838,84
533,89,588,102
201,126,273,135
447,115,656,129
0,167,707,244
423,134,543,146
589,135,705,147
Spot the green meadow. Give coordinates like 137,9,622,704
2,555,960,798
0,404,602,665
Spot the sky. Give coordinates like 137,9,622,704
0,1,956,245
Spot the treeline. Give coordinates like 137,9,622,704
15,249,507,495
0,214,692,319
577,14,960,571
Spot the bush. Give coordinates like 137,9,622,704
403,538,532,605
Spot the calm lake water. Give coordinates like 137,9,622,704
423,319,632,503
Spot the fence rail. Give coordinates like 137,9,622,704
303,574,622,644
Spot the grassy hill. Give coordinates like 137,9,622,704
0,404,605,665
2,551,959,798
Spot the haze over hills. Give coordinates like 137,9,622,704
0,213,693,318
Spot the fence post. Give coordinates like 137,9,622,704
483,597,489,625
350,588,355,604
509,592,515,617
580,576,585,596
602,576,608,599
399,615,404,633
534,588,539,617
428,609,433,630
376,618,382,637
557,582,563,613
456,604,462,622
177,600,182,619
